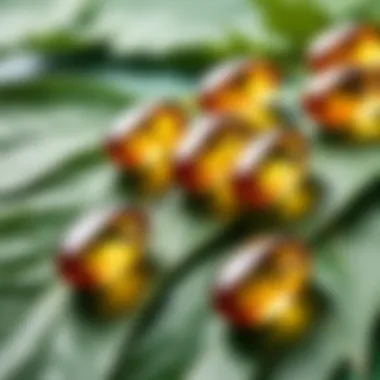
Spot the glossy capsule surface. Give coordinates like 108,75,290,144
234,130,308,210
106,101,187,191
199,59,279,129
213,236,310,328
58,206,148,292
303,67,380,140
308,24,380,72
175,115,254,213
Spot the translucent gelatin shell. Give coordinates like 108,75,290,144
213,235,310,328
175,115,254,195
106,101,187,191
304,66,380,140
308,24,380,72
233,130,308,210
199,59,279,129
58,206,148,291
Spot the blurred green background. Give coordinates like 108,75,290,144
0,1,380,380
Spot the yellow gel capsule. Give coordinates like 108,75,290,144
304,66,380,141
308,24,380,72
213,235,311,328
199,59,280,130
233,130,308,211
58,206,149,293
175,115,254,215
106,101,187,192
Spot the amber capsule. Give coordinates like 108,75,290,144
106,101,187,192
233,130,308,213
175,115,254,214
199,59,280,129
58,206,148,291
308,24,380,72
213,235,310,328
303,66,380,140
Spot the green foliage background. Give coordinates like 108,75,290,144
0,1,380,379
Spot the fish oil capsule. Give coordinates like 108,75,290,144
308,24,380,72
303,66,380,141
106,101,187,192
58,206,149,295
175,115,254,215
233,130,308,212
199,59,280,129
213,235,310,329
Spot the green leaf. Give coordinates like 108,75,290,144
304,144,380,236
0,0,271,57
254,0,374,49
272,183,380,380
0,74,127,379
1,0,270,58
318,190,380,371
0,0,88,53
84,0,267,56
0,285,68,379
255,0,327,48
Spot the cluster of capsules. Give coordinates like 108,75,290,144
213,24,380,335
57,57,312,328
57,206,153,315
304,24,380,141
106,59,311,219
57,24,379,328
